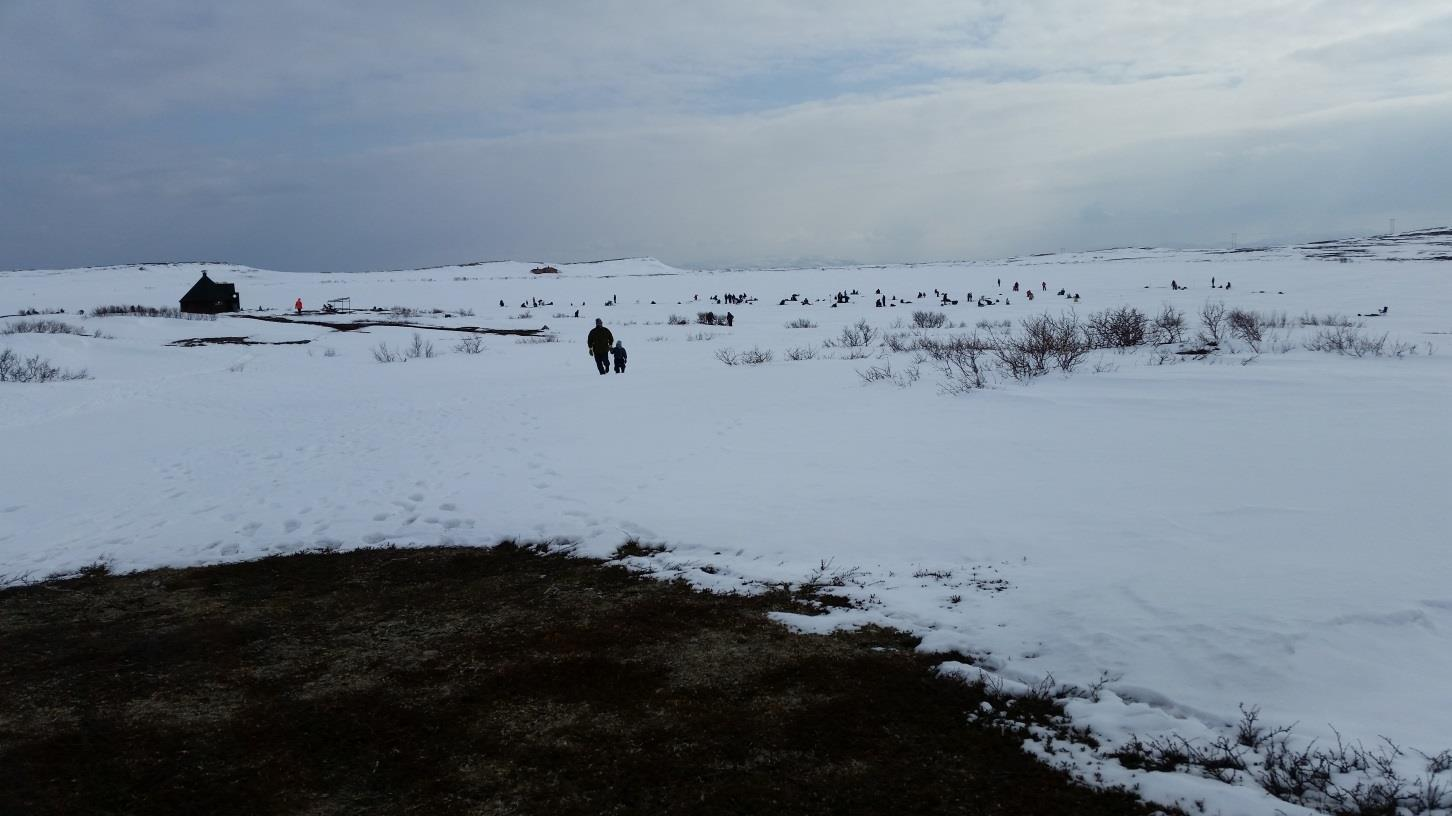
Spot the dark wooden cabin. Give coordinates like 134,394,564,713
179,271,241,314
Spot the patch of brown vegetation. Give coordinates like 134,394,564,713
0,545,1161,815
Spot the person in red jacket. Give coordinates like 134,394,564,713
294,298,303,314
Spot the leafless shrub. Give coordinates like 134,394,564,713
858,360,920,387
1025,312,1092,373
800,558,866,593
916,333,992,360
513,311,533,320
1150,303,1186,344
1109,705,1452,815
785,345,817,360
685,331,716,342
1228,308,1264,350
91,304,214,320
936,342,991,393
696,311,728,326
405,333,436,359
1085,306,1148,348
825,318,878,349
1255,310,1290,328
1112,733,1249,785
372,343,403,363
1199,301,1228,344
0,348,90,382
1235,704,1294,750
715,347,740,366
646,335,667,342
858,362,895,383
912,310,947,329
390,306,420,317
881,331,915,353
2,319,90,336
983,313,1091,379
453,336,485,354
738,347,773,365
784,318,817,329
667,314,690,325
1303,327,1400,357
456,307,475,317
1300,312,1362,328
514,335,558,344
321,347,338,357
976,319,1011,330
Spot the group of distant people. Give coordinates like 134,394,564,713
1168,277,1231,291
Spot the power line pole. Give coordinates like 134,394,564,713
1389,218,1397,235
1231,232,1237,250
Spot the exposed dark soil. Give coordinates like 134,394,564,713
0,545,1163,816
167,336,312,347
230,313,545,335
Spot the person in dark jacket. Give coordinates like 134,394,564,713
611,341,627,373
587,319,613,375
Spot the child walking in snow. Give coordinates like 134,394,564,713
611,341,627,374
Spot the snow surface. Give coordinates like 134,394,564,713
3,235,1449,815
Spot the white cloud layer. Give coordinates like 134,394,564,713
2,1,1449,269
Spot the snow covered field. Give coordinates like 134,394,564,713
3,232,1449,814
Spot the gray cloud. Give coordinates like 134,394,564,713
2,1,1449,270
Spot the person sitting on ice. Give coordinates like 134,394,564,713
610,341,627,374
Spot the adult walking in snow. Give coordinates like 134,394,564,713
587,319,614,376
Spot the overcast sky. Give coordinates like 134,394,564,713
2,1,1450,271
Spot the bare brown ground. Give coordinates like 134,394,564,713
0,544,1164,815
